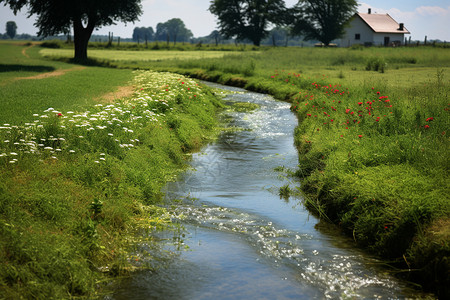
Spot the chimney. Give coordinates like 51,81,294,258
368,8,371,14
398,23,404,31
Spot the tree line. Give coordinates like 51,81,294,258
0,0,357,59
209,0,358,47
132,18,193,45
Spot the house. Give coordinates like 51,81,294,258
340,8,410,47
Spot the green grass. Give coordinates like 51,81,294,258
0,43,135,125
0,43,224,298
40,48,245,62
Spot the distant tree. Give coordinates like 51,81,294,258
155,19,192,45
155,22,169,44
132,26,154,43
0,0,142,60
269,26,292,47
290,0,357,46
209,0,288,46
209,30,223,46
6,21,17,39
165,18,192,44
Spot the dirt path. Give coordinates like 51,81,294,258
14,66,86,80
96,85,135,103
21,44,34,58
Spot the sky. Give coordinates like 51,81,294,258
1,0,449,41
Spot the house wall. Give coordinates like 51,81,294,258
340,17,374,47
372,33,405,46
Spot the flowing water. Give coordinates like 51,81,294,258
112,84,432,299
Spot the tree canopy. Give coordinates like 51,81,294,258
209,0,288,46
155,18,193,45
133,26,154,43
6,21,17,39
290,0,357,46
0,0,142,59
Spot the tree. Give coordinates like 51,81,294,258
132,27,154,44
6,21,17,39
290,0,357,46
209,30,223,46
209,0,288,46
155,19,192,45
269,26,291,47
0,0,142,60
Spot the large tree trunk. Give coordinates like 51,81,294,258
73,18,96,60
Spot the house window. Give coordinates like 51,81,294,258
355,34,361,40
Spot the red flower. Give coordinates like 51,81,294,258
424,125,430,129
57,113,62,117
358,135,363,138
345,109,350,114
358,102,363,106
317,128,320,131
307,114,311,117
425,117,434,122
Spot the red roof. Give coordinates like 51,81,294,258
357,13,410,34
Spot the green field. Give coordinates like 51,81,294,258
1,42,449,298
40,48,244,62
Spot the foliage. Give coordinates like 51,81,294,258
5,21,17,39
0,0,142,59
155,18,193,45
290,0,358,46
132,26,154,43
209,0,288,46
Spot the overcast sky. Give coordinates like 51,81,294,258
1,0,449,41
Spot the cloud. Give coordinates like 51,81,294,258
415,6,449,16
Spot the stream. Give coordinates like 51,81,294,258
112,83,432,299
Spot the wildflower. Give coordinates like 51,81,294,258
424,125,430,129
425,117,433,122
345,109,350,114
358,135,363,138
358,102,363,106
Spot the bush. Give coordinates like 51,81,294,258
366,56,386,72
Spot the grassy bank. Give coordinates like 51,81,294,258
63,44,450,297
0,43,223,298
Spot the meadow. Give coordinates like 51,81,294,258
0,42,223,298
1,41,449,298
52,43,450,297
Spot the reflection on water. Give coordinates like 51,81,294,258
112,83,433,299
